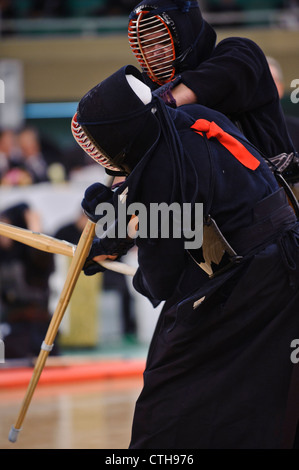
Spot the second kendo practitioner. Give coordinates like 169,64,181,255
128,0,299,184
72,65,299,449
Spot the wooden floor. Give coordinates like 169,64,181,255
0,377,143,449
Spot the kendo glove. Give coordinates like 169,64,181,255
83,230,135,276
152,76,181,109
83,238,109,276
81,182,114,223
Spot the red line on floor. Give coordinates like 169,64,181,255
0,358,145,388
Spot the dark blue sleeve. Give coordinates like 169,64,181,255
180,37,276,115
133,236,187,303
127,138,194,303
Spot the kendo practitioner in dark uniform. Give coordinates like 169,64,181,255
0,203,57,359
128,0,299,184
71,65,299,449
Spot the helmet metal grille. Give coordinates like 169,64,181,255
71,112,120,172
128,12,176,85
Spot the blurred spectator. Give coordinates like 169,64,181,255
29,0,70,18
0,0,16,19
103,269,137,342
38,134,66,184
0,0,16,35
0,203,58,359
0,129,16,176
61,144,95,180
0,128,33,186
206,0,242,13
267,56,299,153
0,126,61,186
94,0,137,16
16,126,49,183
205,0,244,27
54,211,88,246
35,131,65,169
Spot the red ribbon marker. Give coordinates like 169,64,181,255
191,119,260,171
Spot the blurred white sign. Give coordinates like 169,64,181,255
0,59,24,130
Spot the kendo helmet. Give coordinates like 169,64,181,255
128,0,216,85
71,65,160,175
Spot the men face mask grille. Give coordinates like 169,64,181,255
71,112,121,172
128,12,176,85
